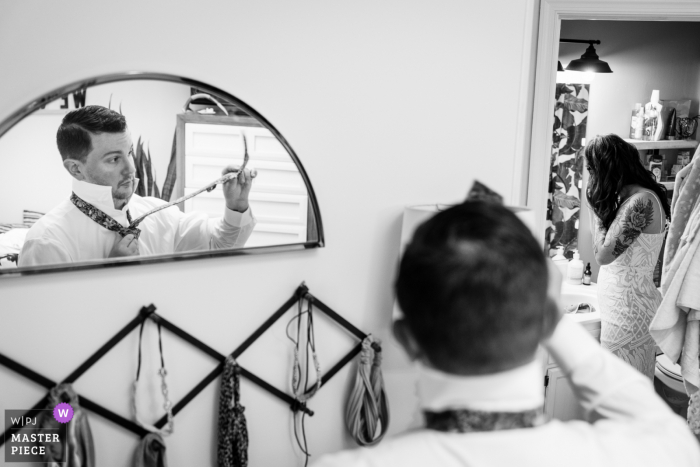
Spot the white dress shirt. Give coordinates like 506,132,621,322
313,317,700,467
19,179,256,267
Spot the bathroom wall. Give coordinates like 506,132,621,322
558,20,700,281
0,1,538,465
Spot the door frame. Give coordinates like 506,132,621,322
525,0,700,243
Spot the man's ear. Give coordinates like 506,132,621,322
393,318,424,362
63,159,85,180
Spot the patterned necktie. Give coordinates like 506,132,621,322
424,407,544,433
70,192,142,239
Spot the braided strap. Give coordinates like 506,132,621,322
345,336,390,446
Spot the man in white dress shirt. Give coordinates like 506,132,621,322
19,105,256,267
314,202,700,466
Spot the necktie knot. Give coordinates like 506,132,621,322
70,193,142,239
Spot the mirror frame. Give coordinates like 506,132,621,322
0,71,325,277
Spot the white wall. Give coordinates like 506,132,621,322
0,1,537,465
558,20,700,281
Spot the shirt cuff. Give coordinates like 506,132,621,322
224,206,254,227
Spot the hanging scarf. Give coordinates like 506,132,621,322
70,192,141,238
133,433,167,467
345,336,389,446
424,407,544,433
217,355,248,467
39,383,96,467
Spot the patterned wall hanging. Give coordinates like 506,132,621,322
545,83,589,258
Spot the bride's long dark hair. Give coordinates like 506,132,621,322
585,134,671,230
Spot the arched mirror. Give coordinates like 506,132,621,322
0,73,324,277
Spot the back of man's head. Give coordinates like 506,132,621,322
56,105,127,162
395,201,549,375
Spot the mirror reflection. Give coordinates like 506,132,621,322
0,78,319,273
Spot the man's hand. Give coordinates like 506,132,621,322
109,234,139,258
222,165,257,213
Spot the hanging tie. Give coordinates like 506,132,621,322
217,356,248,467
345,336,389,446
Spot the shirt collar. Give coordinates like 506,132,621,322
71,178,137,217
417,359,544,413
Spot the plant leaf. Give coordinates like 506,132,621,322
553,191,580,209
161,131,178,201
562,94,588,113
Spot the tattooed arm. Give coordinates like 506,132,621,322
593,194,655,266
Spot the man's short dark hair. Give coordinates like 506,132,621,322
395,201,548,374
56,105,127,162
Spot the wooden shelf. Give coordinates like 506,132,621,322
624,139,699,150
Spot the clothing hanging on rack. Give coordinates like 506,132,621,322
217,355,249,467
345,336,389,446
39,383,95,467
290,294,322,402
286,294,323,466
132,319,174,436
650,157,700,434
133,433,168,467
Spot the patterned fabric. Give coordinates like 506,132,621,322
39,383,96,467
70,192,141,239
133,433,168,467
664,159,700,285
598,191,665,381
217,356,248,467
545,83,589,258
689,392,700,434
425,408,544,433
0,223,27,234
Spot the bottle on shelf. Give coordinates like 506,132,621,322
643,90,664,142
566,250,584,285
582,263,592,286
649,153,664,182
552,246,569,280
630,103,644,140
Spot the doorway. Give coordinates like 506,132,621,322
527,0,700,280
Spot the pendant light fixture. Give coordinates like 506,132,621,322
560,39,613,73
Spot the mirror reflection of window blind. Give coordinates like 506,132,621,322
183,122,308,246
